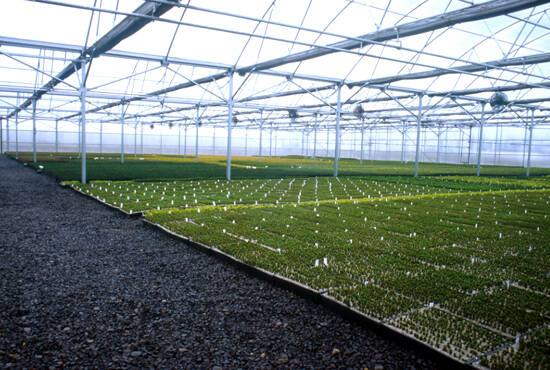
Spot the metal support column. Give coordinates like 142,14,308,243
326,126,329,157
32,98,37,163
305,130,308,157
522,123,528,167
301,130,305,156
369,127,373,160
458,128,464,163
360,118,365,164
6,117,9,153
259,114,263,162
476,103,485,177
497,123,503,164
386,126,390,158
78,116,81,158
269,122,273,158
0,118,3,154
313,114,318,164
244,127,248,156
467,125,473,164
134,124,137,157
334,84,342,177
445,128,449,163
15,93,19,157
159,125,163,154
274,128,278,157
140,123,143,154
212,126,216,156
178,124,181,155
526,109,535,177
195,105,199,163
80,60,87,183
99,121,103,154
493,123,499,165
226,71,234,180
183,124,187,157
53,119,58,154
15,112,19,158
401,122,406,163
120,105,125,164
414,94,422,177
436,125,441,163
422,126,428,162
351,127,357,158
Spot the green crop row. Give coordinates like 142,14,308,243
19,151,550,181
66,173,548,215
480,326,550,369
144,188,549,364
62,169,550,366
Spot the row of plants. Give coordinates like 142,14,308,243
437,175,550,189
66,172,549,215
19,151,550,181
58,165,550,366
67,176,457,213
480,326,550,369
143,188,549,364
389,306,510,361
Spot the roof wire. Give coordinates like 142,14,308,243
290,1,351,77
232,1,277,101
96,0,103,37
287,0,313,55
83,0,98,51
113,0,119,26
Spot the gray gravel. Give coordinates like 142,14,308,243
0,155,437,369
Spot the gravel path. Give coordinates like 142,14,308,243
0,155,437,369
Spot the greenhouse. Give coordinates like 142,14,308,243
1,0,549,368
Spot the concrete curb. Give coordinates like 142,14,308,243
54,167,473,369
62,183,143,219
142,218,473,370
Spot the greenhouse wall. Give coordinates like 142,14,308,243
2,125,549,168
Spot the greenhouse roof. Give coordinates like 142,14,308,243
1,0,549,129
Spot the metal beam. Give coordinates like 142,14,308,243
26,0,550,83
8,34,548,95
427,81,550,98
0,36,341,85
347,52,550,89
6,0,178,119
56,0,548,120
237,0,550,75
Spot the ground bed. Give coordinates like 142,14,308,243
0,155,438,368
